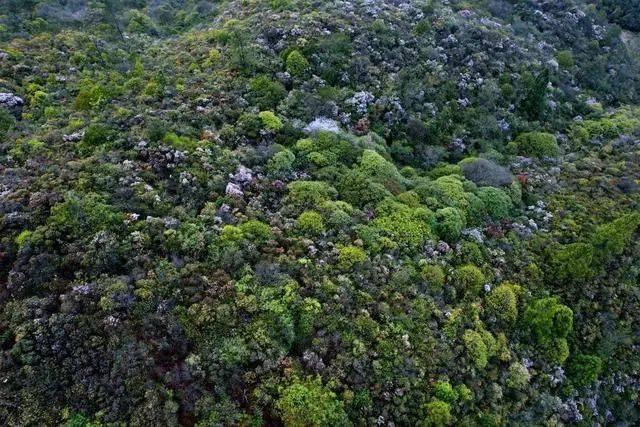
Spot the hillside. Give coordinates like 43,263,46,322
0,0,639,425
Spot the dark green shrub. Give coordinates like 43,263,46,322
556,50,575,69
591,213,640,261
460,158,513,187
452,264,485,296
475,187,512,221
567,354,603,387
435,207,465,242
550,242,595,282
0,108,14,137
249,75,287,109
421,263,445,289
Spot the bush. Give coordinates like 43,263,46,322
249,75,287,109
297,211,325,235
48,193,123,240
591,213,640,262
460,158,513,187
337,245,367,269
287,181,337,208
75,84,105,111
435,207,465,242
507,132,559,158
357,150,406,193
556,50,575,69
485,283,520,326
523,297,573,363
372,200,435,249
276,377,348,427
433,381,458,403
475,187,512,221
0,108,14,137
421,264,445,289
259,110,283,131
236,113,263,140
452,264,485,296
338,170,391,207
567,354,603,387
239,220,272,243
550,242,595,282
506,362,530,390
83,123,113,147
268,149,295,174
285,50,310,77
423,400,452,426
463,329,489,369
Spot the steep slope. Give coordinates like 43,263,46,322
0,0,639,425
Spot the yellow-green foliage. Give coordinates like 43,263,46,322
337,245,367,269
296,211,325,235
570,107,640,144
259,110,283,131
357,149,406,193
285,50,310,77
507,132,559,157
422,400,452,426
523,297,573,363
239,220,272,243
75,83,106,111
372,199,434,249
15,230,33,248
287,181,337,208
463,329,489,369
421,263,445,289
452,264,485,296
485,283,521,325
276,377,348,427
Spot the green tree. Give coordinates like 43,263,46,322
276,377,349,427
567,354,603,387
523,298,573,364
435,207,465,241
519,69,549,121
286,50,310,77
485,283,520,326
421,400,452,426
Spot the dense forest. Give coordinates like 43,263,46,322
0,0,639,425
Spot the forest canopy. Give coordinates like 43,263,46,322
0,0,639,425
